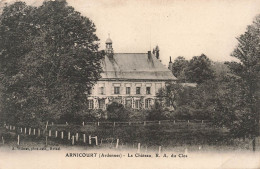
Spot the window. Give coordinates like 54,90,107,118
99,99,105,109
99,87,105,95
126,87,131,94
135,100,140,109
114,87,120,94
88,100,94,109
136,87,141,94
146,87,151,95
145,99,152,109
125,99,132,108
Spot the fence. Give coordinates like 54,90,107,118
1,122,259,152
55,119,213,127
0,120,215,147
1,124,99,147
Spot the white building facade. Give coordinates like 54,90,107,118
87,37,176,110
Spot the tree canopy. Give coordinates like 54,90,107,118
185,54,215,84
171,56,189,81
170,54,215,84
0,0,104,126
224,14,260,138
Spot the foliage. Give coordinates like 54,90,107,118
185,54,215,84
128,110,148,121
59,109,106,124
222,14,260,138
171,56,189,81
157,83,184,110
106,102,130,122
146,101,174,120
0,1,104,126
157,82,217,120
170,54,215,84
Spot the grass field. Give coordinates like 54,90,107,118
1,121,259,151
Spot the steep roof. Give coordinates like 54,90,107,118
100,53,177,81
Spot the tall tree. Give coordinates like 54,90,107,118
185,54,215,84
171,56,189,81
0,0,104,126
225,14,260,150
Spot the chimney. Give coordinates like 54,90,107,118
148,51,151,59
168,56,173,70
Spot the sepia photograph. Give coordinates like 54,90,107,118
0,0,259,169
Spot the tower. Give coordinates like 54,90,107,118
153,45,159,59
105,34,113,54
168,56,173,71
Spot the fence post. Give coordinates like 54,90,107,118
158,146,161,154
116,139,119,149
113,122,115,127
174,120,176,124
72,136,75,145
98,121,100,126
2,136,4,145
55,131,58,138
61,132,64,139
137,143,141,153
89,135,91,144
82,121,84,126
159,121,161,125
17,135,20,145
24,128,27,134
10,125,12,130
46,121,48,129
29,128,31,135
83,134,86,143
45,136,48,146
202,120,204,124
144,121,146,126
68,132,71,140
20,128,22,133
48,130,51,137
38,129,41,137
33,129,36,135
95,136,98,145
75,133,78,142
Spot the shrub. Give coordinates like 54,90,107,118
128,110,148,121
146,102,174,120
107,102,130,122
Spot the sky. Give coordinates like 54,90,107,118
1,0,260,65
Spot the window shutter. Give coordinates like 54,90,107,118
131,98,135,108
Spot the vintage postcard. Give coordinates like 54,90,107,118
0,0,259,169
